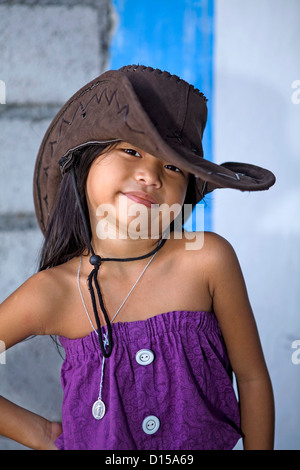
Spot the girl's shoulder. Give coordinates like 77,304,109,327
19,258,79,334
169,230,241,291
169,230,236,266
28,258,77,295
164,231,238,288
0,258,79,348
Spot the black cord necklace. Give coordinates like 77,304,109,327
71,166,166,357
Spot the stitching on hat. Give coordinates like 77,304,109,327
37,78,148,231
43,194,49,215
43,166,49,178
166,130,184,144
79,102,86,119
121,65,208,102
166,130,201,156
49,84,144,160
208,171,256,182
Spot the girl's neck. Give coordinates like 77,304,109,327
90,235,164,260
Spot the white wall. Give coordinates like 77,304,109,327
213,0,300,450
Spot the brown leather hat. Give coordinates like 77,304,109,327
33,64,276,234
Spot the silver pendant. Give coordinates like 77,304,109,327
92,399,106,420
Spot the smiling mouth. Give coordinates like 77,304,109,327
122,192,159,208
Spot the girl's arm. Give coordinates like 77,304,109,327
0,271,62,449
0,396,62,450
206,233,275,450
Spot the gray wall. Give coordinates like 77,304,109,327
0,0,114,450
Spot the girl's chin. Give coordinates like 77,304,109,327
93,194,178,240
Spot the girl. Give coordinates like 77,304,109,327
0,65,275,450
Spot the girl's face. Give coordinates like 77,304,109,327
86,141,189,240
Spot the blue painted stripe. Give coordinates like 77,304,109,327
110,0,214,231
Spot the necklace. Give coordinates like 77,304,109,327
77,251,157,420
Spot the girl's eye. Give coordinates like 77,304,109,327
123,148,141,157
164,164,182,174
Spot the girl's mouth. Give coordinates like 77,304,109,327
122,191,159,208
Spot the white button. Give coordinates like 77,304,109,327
142,415,160,435
135,349,155,366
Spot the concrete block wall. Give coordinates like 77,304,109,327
0,0,114,450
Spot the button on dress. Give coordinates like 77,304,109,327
55,310,242,450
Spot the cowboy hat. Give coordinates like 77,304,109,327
33,64,276,234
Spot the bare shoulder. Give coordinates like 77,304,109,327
28,260,77,332
201,231,238,267
0,260,76,348
171,230,244,298
21,263,70,306
200,231,236,257
169,230,238,269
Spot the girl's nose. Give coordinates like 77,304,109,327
135,158,162,188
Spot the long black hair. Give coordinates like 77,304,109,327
38,144,108,271
38,144,200,272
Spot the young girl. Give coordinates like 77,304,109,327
0,65,275,450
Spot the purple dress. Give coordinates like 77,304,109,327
55,310,242,450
